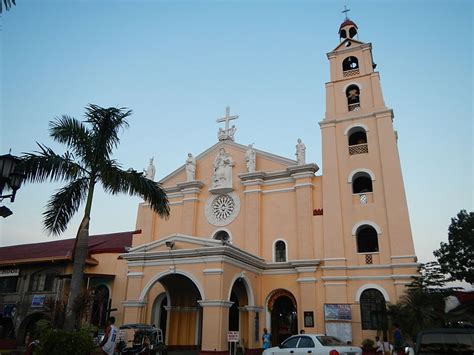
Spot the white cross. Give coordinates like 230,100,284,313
216,106,239,131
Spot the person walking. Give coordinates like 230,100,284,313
393,323,403,355
100,316,118,355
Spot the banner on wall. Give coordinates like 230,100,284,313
324,304,352,321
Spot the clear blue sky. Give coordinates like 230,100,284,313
1,0,472,266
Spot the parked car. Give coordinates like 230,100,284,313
116,323,166,355
262,334,362,355
407,328,474,355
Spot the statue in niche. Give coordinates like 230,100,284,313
185,153,196,181
212,148,234,190
245,144,256,173
295,139,306,165
144,157,156,180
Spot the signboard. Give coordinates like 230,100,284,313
304,311,314,327
0,268,19,277
324,304,352,321
227,331,239,342
325,322,352,343
31,295,46,308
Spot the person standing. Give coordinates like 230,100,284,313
393,323,403,354
383,337,393,355
375,336,383,353
100,316,118,355
262,328,272,349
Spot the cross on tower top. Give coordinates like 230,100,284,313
216,106,239,141
342,5,350,20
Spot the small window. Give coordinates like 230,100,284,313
214,230,230,243
342,56,359,71
275,241,287,262
346,85,360,112
29,271,58,292
0,276,18,293
360,289,387,330
356,226,379,253
352,173,373,193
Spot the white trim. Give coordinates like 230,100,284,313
169,201,184,206
243,189,262,194
352,221,382,236
127,272,144,278
355,283,390,302
296,277,317,283
347,168,375,183
198,300,234,308
227,272,255,306
211,228,233,244
323,282,347,286
263,177,294,186
344,123,369,136
262,187,295,195
123,300,147,307
294,183,313,189
203,268,224,275
139,269,205,302
391,255,417,259
272,239,288,263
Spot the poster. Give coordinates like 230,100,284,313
31,295,46,308
325,322,352,343
324,304,352,321
304,311,314,327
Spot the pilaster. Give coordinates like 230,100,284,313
177,181,204,236
198,300,234,351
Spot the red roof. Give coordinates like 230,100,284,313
0,230,140,265
339,19,358,30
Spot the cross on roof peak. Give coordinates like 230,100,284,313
342,5,350,20
216,106,239,141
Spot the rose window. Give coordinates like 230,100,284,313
205,192,240,227
213,195,235,220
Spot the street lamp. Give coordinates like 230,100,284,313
0,152,25,218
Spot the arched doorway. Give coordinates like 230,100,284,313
228,277,249,335
16,312,45,345
150,273,203,350
268,289,298,345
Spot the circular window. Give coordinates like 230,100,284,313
205,192,240,226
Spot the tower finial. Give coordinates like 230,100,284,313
342,5,350,20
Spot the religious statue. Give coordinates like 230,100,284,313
295,139,306,165
185,153,196,181
217,106,239,141
144,157,156,180
245,144,256,173
211,148,234,191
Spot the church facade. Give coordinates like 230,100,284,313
121,18,418,352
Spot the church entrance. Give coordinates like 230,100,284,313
268,289,298,346
150,273,202,351
228,277,249,348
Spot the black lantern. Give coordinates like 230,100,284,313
0,152,25,204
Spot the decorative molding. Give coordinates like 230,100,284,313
320,108,394,127
323,282,347,286
203,268,224,275
347,168,376,183
296,277,317,283
262,187,295,195
391,255,417,259
127,272,144,278
355,283,390,302
198,300,234,308
344,123,370,135
351,221,382,236
123,300,147,307
245,306,263,312
243,189,262,194
294,183,314,189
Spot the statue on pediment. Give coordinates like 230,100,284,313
245,144,256,173
185,153,196,181
210,148,234,193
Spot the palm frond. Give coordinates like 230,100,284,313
20,143,85,183
85,104,131,160
49,116,92,163
1,0,16,13
43,178,89,235
100,162,169,218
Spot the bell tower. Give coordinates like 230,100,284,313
320,16,417,294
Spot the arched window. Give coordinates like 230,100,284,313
356,225,379,253
347,126,368,155
352,172,373,194
213,230,230,243
360,289,387,330
274,241,287,262
346,85,360,112
342,56,359,72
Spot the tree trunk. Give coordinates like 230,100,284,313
63,215,90,331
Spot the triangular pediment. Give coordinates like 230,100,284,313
331,38,365,52
158,140,297,187
128,234,222,253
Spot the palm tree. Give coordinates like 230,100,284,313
1,0,16,13
21,104,170,330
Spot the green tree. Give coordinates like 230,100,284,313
434,210,474,284
1,0,16,13
21,104,169,330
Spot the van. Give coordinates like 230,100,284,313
414,328,474,355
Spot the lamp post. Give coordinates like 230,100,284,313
0,152,25,218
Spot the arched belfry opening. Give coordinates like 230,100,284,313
356,225,379,253
267,289,298,346
346,84,361,112
339,19,358,40
352,172,373,194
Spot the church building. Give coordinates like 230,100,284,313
121,17,418,353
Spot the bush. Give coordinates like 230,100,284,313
361,338,375,348
34,320,96,355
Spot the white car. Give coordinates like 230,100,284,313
262,334,362,355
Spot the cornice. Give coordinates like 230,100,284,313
319,108,394,127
